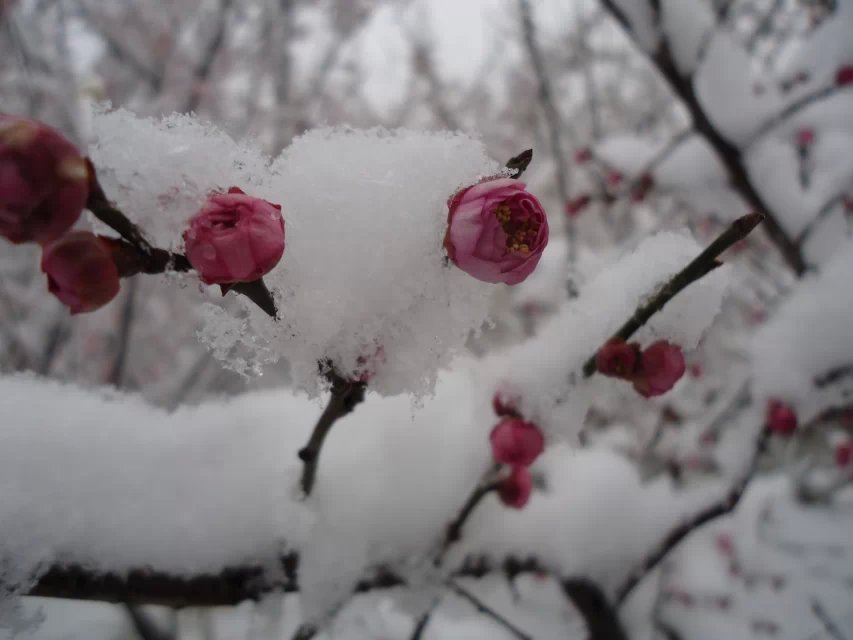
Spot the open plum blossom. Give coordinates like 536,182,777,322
0,114,88,245
490,417,545,467
766,400,797,436
497,466,533,509
41,231,120,314
443,177,548,285
183,187,284,285
632,340,686,398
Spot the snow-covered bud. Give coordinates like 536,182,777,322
443,177,549,285
835,65,853,86
596,338,641,379
632,340,686,398
490,417,545,467
492,386,521,417
835,440,852,467
796,128,815,147
41,231,120,314
183,187,284,285
497,465,533,509
565,194,591,218
0,114,88,245
574,147,592,164
765,400,797,436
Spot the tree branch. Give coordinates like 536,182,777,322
561,578,629,640
612,428,770,606
582,211,764,377
448,580,533,640
297,367,367,496
598,0,806,275
435,464,501,565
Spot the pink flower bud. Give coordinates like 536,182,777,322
632,341,686,398
835,441,852,467
766,400,797,435
443,177,549,285
41,231,120,314
565,194,591,218
497,465,533,509
795,128,815,146
596,338,641,379
835,65,853,86
183,187,284,285
715,532,735,557
490,417,545,466
574,147,592,164
492,386,521,417
0,114,88,245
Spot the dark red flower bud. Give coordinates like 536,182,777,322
41,231,120,314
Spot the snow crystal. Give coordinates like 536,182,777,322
89,109,510,397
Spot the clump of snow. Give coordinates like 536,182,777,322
90,109,507,397
481,231,731,442
752,239,853,420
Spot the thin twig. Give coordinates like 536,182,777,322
124,604,174,640
107,277,138,387
449,581,533,640
435,464,502,565
582,211,764,377
183,0,234,113
811,599,850,640
297,367,367,496
613,428,770,606
518,0,575,268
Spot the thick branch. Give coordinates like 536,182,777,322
561,578,629,640
599,0,806,275
297,368,367,496
583,211,764,376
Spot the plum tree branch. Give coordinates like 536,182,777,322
582,211,764,377
598,0,806,276
297,367,367,496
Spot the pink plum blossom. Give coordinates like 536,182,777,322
490,417,545,467
41,231,120,314
0,114,88,245
183,187,284,284
443,177,549,285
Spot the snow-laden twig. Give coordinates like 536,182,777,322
583,211,764,376
613,428,771,606
561,578,629,640
448,580,533,640
436,464,502,565
811,599,850,640
599,0,806,275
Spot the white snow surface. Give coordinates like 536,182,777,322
0,365,743,629
752,239,853,419
89,109,505,397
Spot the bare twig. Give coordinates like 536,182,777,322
107,277,138,387
297,367,367,496
811,599,850,640
449,581,533,640
183,0,234,113
583,211,764,377
435,464,502,565
613,428,770,606
518,0,575,268
124,604,174,640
